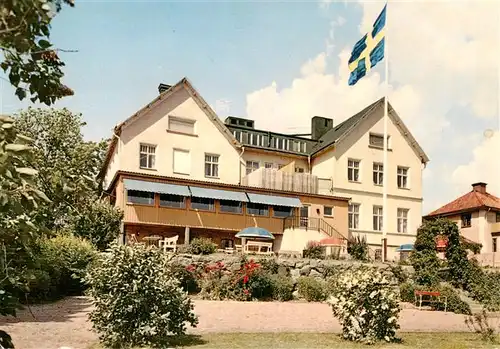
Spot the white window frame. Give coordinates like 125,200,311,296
172,148,191,175
397,166,409,189
373,162,384,186
204,153,219,178
348,203,360,229
324,206,334,217
348,159,360,182
397,208,409,233
139,143,156,169
168,116,195,135
246,160,260,175
373,205,383,231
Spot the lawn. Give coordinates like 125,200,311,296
89,332,500,349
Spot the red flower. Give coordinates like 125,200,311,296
243,289,249,295
243,275,249,284
185,264,196,272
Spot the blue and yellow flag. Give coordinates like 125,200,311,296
348,4,386,86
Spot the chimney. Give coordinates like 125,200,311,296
158,83,171,94
311,116,333,140
472,182,487,194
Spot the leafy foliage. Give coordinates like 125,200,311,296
347,235,369,261
465,309,499,343
327,266,400,344
1,0,74,105
86,244,198,348
297,276,327,302
269,274,294,301
303,240,324,259
186,237,217,255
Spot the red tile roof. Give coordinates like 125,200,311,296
426,187,500,217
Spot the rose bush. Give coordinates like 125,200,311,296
327,266,400,344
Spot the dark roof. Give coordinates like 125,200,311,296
311,98,383,155
425,189,500,217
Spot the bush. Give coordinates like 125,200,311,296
327,266,400,344
465,309,499,342
303,241,324,259
248,270,273,300
347,235,369,261
270,274,294,301
29,234,97,300
85,243,198,348
186,237,217,255
387,264,410,285
169,262,200,294
297,276,326,302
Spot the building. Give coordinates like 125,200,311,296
424,182,500,265
99,77,428,258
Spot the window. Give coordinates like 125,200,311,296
373,163,384,185
277,164,285,170
168,116,195,134
496,212,500,222
221,238,234,249
220,200,242,214
159,194,185,208
373,205,383,231
273,206,293,218
247,203,268,216
173,149,190,175
139,144,156,169
369,134,384,147
295,167,305,173
249,133,264,146
348,159,360,182
461,213,472,228
493,238,497,253
204,154,219,178
397,167,409,189
300,142,307,153
246,160,260,175
348,204,360,229
397,208,409,233
324,206,333,217
264,162,274,169
233,130,242,142
127,190,154,205
190,197,215,211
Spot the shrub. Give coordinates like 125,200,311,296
29,234,97,300
347,235,369,261
465,309,499,342
85,243,198,348
259,258,280,274
387,264,410,285
169,262,200,294
186,237,217,255
248,270,273,300
327,266,400,344
297,276,326,302
270,274,294,301
303,241,324,259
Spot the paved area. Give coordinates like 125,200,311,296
0,297,473,349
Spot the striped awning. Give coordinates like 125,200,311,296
189,186,248,202
246,193,301,207
123,179,190,196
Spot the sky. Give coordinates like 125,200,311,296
0,0,499,215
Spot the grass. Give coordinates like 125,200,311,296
88,332,500,349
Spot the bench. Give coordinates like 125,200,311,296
414,290,447,312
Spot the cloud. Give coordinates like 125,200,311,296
214,99,232,116
452,131,500,196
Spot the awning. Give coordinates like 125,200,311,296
123,179,190,196
246,192,301,207
236,227,275,240
189,186,248,202
396,243,414,252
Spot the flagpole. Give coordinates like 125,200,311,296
382,1,389,262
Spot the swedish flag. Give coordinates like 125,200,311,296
348,5,386,86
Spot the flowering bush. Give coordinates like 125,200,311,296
303,240,324,259
327,266,400,344
85,244,198,348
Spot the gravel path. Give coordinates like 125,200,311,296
0,297,473,349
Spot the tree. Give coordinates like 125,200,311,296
14,107,109,232
1,0,75,105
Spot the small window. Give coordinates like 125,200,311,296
139,144,156,169
397,167,409,189
220,200,242,214
264,162,274,169
247,203,268,216
233,130,242,142
295,167,305,173
127,190,154,205
348,204,360,229
173,149,190,175
273,206,293,218
191,197,215,211
397,208,409,233
373,205,383,231
348,159,360,182
300,142,307,153
204,154,219,178
369,134,384,148
493,238,498,253
159,194,185,208
373,163,383,185
277,164,285,170
324,206,333,217
241,132,249,144
461,213,472,228
246,161,260,175
168,116,195,134
496,212,500,223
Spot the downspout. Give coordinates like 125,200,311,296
238,146,245,185
112,131,125,245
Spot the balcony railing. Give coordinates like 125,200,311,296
283,216,347,241
242,168,318,194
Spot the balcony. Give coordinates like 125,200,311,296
242,168,319,194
